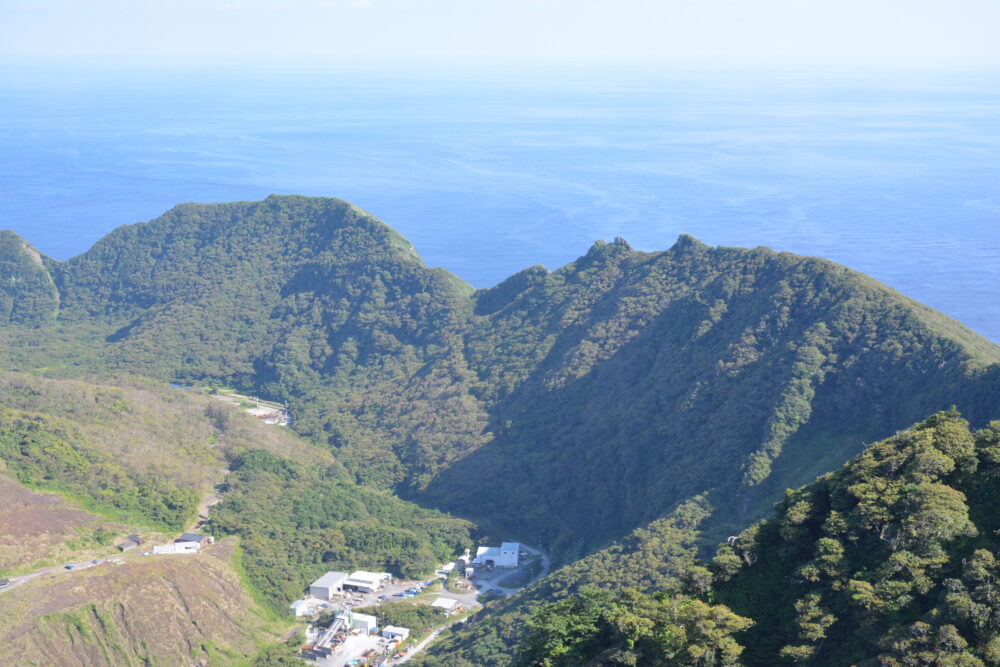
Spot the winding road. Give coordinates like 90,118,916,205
394,542,550,665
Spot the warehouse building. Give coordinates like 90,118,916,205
309,571,348,600
343,570,390,593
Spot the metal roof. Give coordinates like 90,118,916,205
311,571,349,588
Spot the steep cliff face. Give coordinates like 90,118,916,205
0,231,59,326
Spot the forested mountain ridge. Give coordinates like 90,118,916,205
434,233,1000,557
2,195,999,566
417,411,1000,666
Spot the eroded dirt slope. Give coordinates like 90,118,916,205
0,539,279,666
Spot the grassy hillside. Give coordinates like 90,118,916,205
0,474,117,575
0,370,476,611
2,195,999,568
0,539,282,666
0,372,330,533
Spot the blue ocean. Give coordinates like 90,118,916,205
1,65,998,342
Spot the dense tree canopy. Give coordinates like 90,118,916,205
708,411,1000,664
421,411,1000,666
2,197,1000,665
207,449,475,609
2,196,998,566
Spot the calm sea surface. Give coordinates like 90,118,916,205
1,65,998,342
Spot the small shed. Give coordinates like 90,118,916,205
118,540,138,552
431,597,459,611
499,542,520,567
382,625,410,640
290,599,313,617
351,612,377,633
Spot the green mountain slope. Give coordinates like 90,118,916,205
43,195,487,492
430,235,1000,557
420,411,1000,666
0,231,59,326
2,195,999,566
712,410,1000,665
0,369,475,595
0,371,328,533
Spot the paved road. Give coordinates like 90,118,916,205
395,624,450,665
0,557,121,596
0,564,63,595
496,543,550,595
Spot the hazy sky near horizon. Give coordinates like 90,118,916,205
2,0,998,69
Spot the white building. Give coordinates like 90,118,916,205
500,542,520,567
343,570,389,593
152,542,200,555
309,571,348,599
472,541,519,568
351,612,378,633
382,625,410,640
431,597,459,612
290,599,313,617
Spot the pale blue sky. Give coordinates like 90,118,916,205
1,0,998,69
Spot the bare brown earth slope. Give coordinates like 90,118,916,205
0,539,280,666
0,475,107,574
